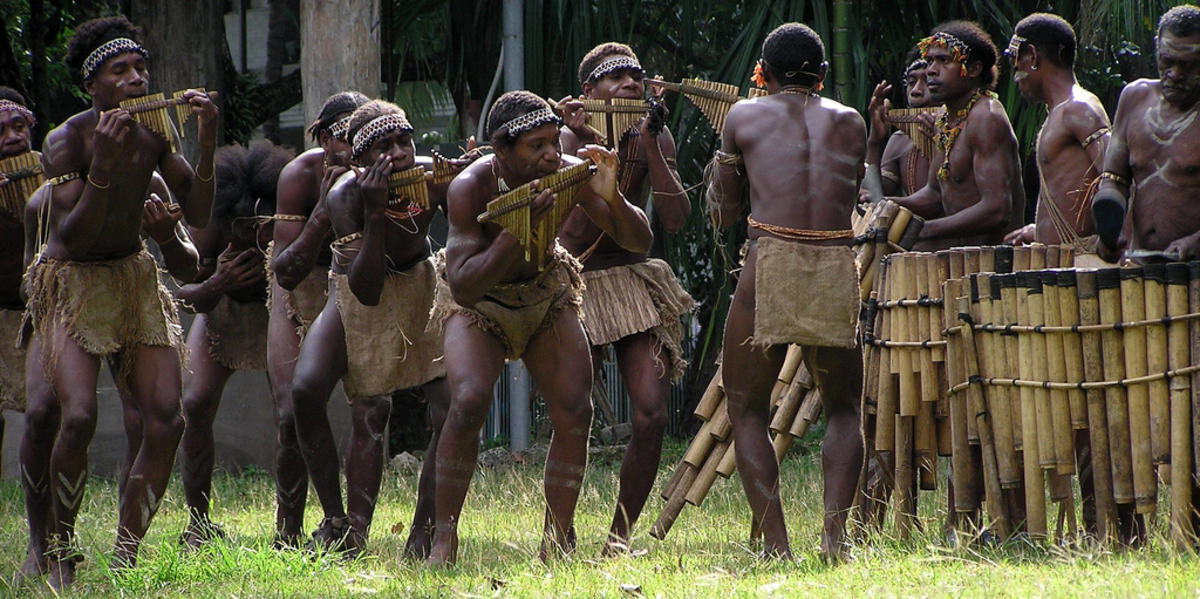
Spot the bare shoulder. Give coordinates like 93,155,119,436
824,97,865,129
1060,92,1111,131
279,148,322,181
41,113,89,173
1116,79,1158,112
447,155,494,211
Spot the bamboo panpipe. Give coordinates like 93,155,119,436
884,107,944,158
118,89,219,152
1076,271,1116,542
1166,263,1194,548
1041,272,1075,475
477,159,595,270
1120,268,1156,514
646,78,743,134
1144,264,1171,466
386,165,430,211
0,151,42,221
550,97,650,148
1097,268,1134,505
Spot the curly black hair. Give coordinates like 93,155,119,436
65,16,144,83
1014,13,1076,68
1159,4,1200,39
486,90,556,149
762,23,825,87
931,20,998,90
307,90,370,142
212,141,295,228
577,42,638,87
0,86,27,105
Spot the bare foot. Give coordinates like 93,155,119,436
403,523,432,561
47,557,76,591
179,520,227,551
600,532,629,558
539,522,577,563
426,522,458,566
13,549,48,584
305,516,351,554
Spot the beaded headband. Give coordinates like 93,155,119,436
0,100,35,129
587,56,643,83
329,114,353,141
1004,34,1028,58
82,37,148,81
495,107,562,139
919,32,972,76
351,113,413,159
904,59,928,81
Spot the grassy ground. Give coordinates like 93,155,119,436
1,437,1198,598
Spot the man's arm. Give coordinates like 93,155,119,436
271,159,339,290
143,174,198,282
43,114,128,256
889,156,943,219
919,110,1016,241
1092,84,1139,258
877,133,908,197
159,91,218,228
333,160,391,307
175,226,258,313
444,170,531,308
643,123,689,232
708,103,749,230
572,147,652,253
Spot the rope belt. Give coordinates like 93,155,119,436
748,216,853,241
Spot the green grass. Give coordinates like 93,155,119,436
1,439,1198,597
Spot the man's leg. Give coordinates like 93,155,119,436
405,376,449,559
343,394,392,555
804,345,864,560
722,247,791,558
265,294,309,547
291,302,349,547
116,344,185,569
18,334,58,581
604,332,670,553
427,315,507,566
44,325,102,589
524,309,595,561
179,315,236,546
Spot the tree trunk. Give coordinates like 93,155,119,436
300,0,381,148
130,0,229,159
262,0,297,143
28,0,49,145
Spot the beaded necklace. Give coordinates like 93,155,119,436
934,88,996,180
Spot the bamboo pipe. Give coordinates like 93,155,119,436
1056,271,1089,430
685,441,729,506
693,365,724,421
981,275,1019,488
1041,272,1075,475
1167,263,1194,549
999,273,1023,452
1014,272,1047,537
1098,268,1134,506
1077,271,1116,543
1120,268,1156,514
1026,273,1056,471
957,294,1007,533
1143,264,1170,466
947,278,974,512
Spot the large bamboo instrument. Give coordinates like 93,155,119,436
476,159,595,270
884,107,944,159
118,89,219,153
0,151,43,221
646,78,748,135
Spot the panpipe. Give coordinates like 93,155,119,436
0,151,43,221
884,107,944,159
476,159,595,270
650,347,825,540
387,165,430,211
118,89,219,153
646,78,745,135
865,244,1074,538
430,150,461,186
550,97,649,149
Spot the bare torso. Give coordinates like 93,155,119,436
326,164,443,276
1120,80,1200,251
881,132,931,198
275,148,334,266
1034,89,1108,244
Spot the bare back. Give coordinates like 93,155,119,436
725,94,865,238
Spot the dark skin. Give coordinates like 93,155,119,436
265,126,350,547
292,125,452,557
1097,30,1200,261
864,67,934,200
888,46,1025,250
32,48,216,587
557,59,690,553
710,62,865,560
18,173,198,583
173,208,271,547
1003,42,1108,245
429,120,651,566
0,108,33,495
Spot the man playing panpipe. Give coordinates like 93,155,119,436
22,16,216,587
708,23,865,560
267,90,367,548
174,142,293,549
1094,4,1200,262
557,42,695,555
0,88,38,476
864,49,935,199
889,22,1025,250
428,91,651,565
291,101,451,557
1003,13,1107,248
1000,12,1142,542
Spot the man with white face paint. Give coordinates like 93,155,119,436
1002,13,1109,248
1093,4,1200,263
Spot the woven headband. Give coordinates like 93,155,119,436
495,107,562,139
82,37,148,81
587,56,643,83
919,32,971,62
1005,34,1028,58
0,100,35,129
329,114,353,141
904,59,928,81
351,113,413,159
